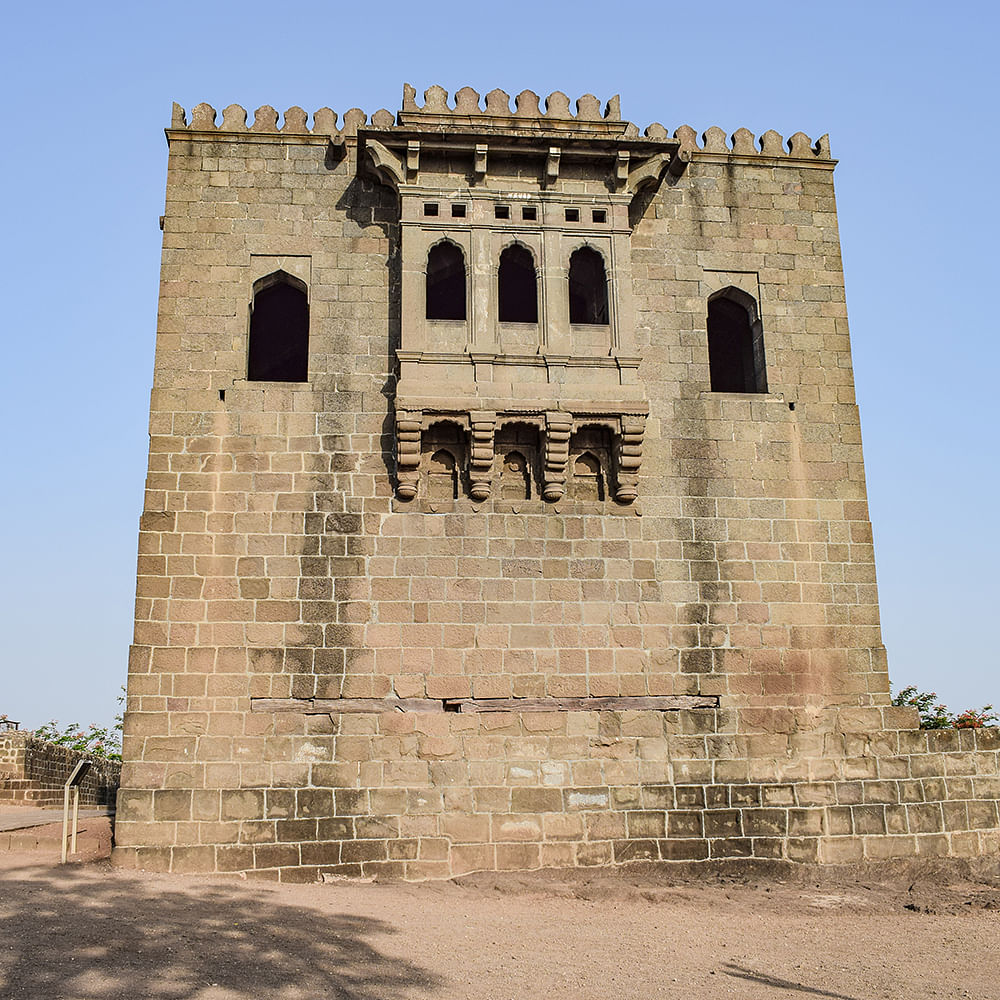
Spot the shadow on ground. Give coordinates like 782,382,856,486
721,964,862,999
0,860,441,999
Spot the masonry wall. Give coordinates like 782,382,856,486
0,733,121,808
113,101,994,878
114,707,1000,879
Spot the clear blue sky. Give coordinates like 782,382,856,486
1,1,996,730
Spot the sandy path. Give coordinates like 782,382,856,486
1,842,998,999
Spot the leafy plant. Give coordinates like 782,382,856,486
953,705,998,729
892,684,997,731
29,688,124,761
892,685,952,729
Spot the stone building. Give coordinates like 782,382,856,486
113,87,1000,879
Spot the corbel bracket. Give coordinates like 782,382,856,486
668,148,691,177
542,411,574,502
615,150,630,190
614,415,646,504
395,410,423,500
469,411,497,501
406,140,420,181
474,144,488,182
545,147,561,185
365,139,405,190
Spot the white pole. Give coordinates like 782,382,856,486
71,787,80,855
61,782,71,864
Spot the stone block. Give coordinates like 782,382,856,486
154,789,193,822
709,837,753,858
496,843,541,870
850,805,885,835
667,810,704,838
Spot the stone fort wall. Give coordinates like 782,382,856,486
1,732,121,809
113,89,1000,879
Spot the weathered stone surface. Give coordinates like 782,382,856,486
112,87,1000,880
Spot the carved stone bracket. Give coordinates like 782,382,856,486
545,147,561,185
615,150,630,189
615,415,646,503
469,411,497,501
542,411,574,502
393,406,646,504
474,144,488,181
395,410,423,500
406,140,420,180
365,138,404,190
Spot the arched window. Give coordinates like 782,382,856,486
707,289,767,393
426,242,466,320
247,271,309,381
499,450,531,500
427,449,459,499
571,452,605,501
496,423,539,500
568,247,609,325
498,245,538,323
422,421,466,500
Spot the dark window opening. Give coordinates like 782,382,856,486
247,272,309,382
522,206,537,221
451,204,466,218
565,208,580,222
568,247,609,325
426,242,466,320
494,205,510,219
592,209,606,224
498,244,538,323
423,203,439,217
707,290,767,393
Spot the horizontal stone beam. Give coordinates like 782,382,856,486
250,695,720,714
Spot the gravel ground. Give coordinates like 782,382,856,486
1,821,998,999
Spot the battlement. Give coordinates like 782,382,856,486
169,85,832,162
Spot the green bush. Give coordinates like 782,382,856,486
891,684,997,730
28,688,124,761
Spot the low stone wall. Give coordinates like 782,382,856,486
112,706,1000,880
0,733,121,808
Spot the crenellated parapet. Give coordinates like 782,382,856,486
168,92,834,166
398,84,625,135
168,101,388,139
670,123,833,163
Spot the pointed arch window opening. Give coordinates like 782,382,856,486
707,288,768,393
247,271,309,382
426,242,467,321
497,244,538,324
568,246,609,326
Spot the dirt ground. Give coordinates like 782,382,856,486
1,820,999,999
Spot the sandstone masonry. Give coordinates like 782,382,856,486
113,87,1000,879
0,733,120,809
